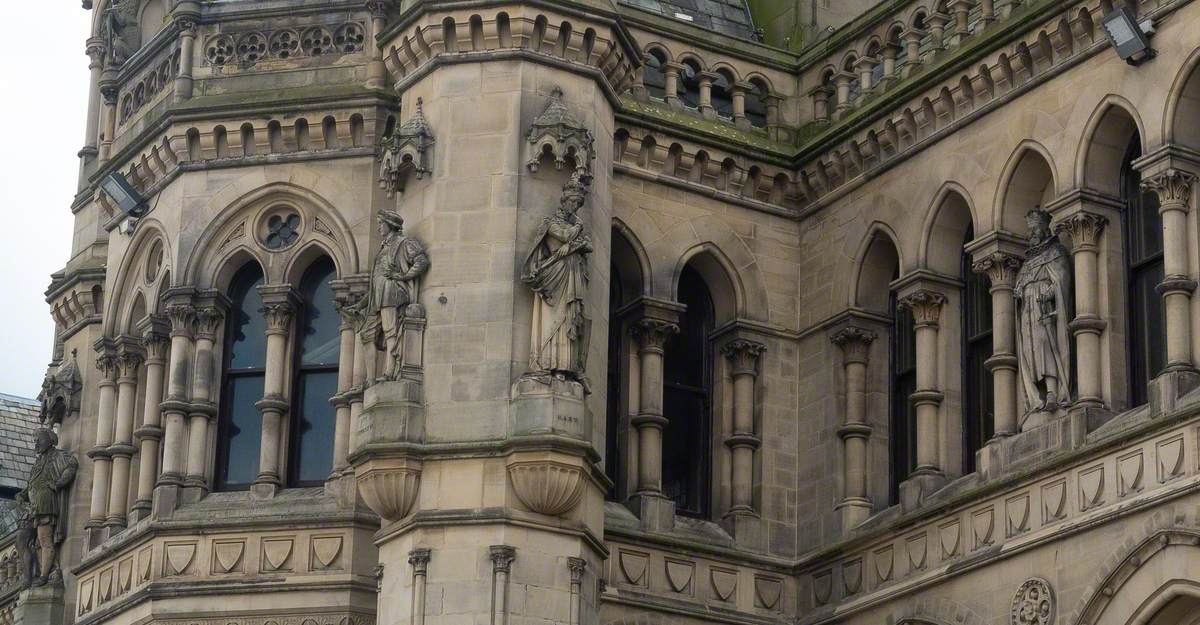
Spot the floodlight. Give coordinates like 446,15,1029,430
1101,6,1155,66
100,172,147,218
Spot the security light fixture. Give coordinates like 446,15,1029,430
100,172,147,219
1101,6,1155,66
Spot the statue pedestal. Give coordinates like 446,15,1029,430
510,375,588,439
976,404,1112,480
354,380,425,451
898,470,946,513
17,582,65,625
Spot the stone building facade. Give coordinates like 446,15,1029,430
6,0,1200,624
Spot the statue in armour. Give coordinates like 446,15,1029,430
522,170,594,383
15,428,78,587
354,209,431,381
1014,209,1073,421
103,0,142,65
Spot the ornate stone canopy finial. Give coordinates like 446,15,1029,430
37,350,83,425
526,87,594,173
379,97,435,196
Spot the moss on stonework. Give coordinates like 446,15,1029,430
180,83,395,113
618,96,794,158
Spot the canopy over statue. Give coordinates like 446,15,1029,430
1014,209,1073,426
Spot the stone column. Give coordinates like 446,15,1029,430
630,56,648,100
902,28,926,77
979,0,996,26
331,299,360,477
182,306,223,503
881,44,899,86
155,301,195,515
810,85,833,123
132,315,169,521
731,81,750,128
253,289,297,498
834,72,854,116
831,327,875,530
630,320,677,492
171,14,196,101
1143,171,1198,372
898,290,947,481
366,1,391,89
97,71,118,163
80,38,106,167
972,252,1023,435
489,546,516,625
855,57,878,95
764,93,783,140
927,12,950,52
948,0,972,41
87,344,118,544
568,558,586,625
662,62,682,108
697,71,717,118
721,339,764,516
1054,213,1110,408
409,549,431,625
106,339,144,530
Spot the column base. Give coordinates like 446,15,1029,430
510,375,587,439
17,580,66,625
626,492,675,532
86,525,109,550
977,405,1111,480
251,479,281,500
898,471,945,513
129,501,152,524
152,483,181,518
326,469,363,510
358,380,425,448
180,479,209,505
720,509,766,551
1149,368,1200,415
835,497,873,533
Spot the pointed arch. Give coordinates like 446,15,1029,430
919,181,976,276
125,291,148,334
1163,45,1200,151
102,219,172,336
673,244,741,325
850,222,903,313
1073,529,1200,625
212,246,269,294
283,239,346,286
1075,95,1147,195
611,218,651,301
646,215,768,322
993,140,1058,236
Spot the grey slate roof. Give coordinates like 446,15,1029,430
619,0,759,41
0,393,40,493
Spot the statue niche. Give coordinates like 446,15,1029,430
15,429,78,588
1014,209,1072,428
352,209,431,383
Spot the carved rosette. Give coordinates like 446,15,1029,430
356,458,422,522
526,87,595,173
1141,169,1196,209
378,97,435,196
1052,212,1108,251
897,290,947,327
1010,578,1054,625
972,252,1023,288
830,327,876,365
507,459,585,516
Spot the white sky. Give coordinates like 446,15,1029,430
0,5,91,398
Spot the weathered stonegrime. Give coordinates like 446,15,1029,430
8,0,1200,624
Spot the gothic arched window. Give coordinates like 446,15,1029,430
889,282,916,504
215,263,267,491
288,257,340,486
961,227,993,473
644,49,667,101
1122,135,1165,406
663,265,713,516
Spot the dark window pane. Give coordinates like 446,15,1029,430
890,292,917,504
644,51,666,101
227,264,266,371
217,374,264,488
962,227,993,473
679,63,701,109
605,264,624,496
1122,135,1166,406
298,258,339,366
291,370,338,484
662,265,713,516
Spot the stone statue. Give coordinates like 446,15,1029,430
354,209,430,381
103,0,142,65
15,429,78,587
1014,209,1072,421
522,170,594,382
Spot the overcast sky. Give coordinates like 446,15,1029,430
0,5,91,398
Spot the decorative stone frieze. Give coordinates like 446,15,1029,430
378,98,435,196
202,23,366,67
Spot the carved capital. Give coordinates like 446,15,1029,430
334,293,363,329
1142,169,1196,210
166,304,196,338
830,327,876,364
722,339,765,374
567,557,587,583
489,545,516,573
260,303,294,333
192,307,223,341
408,548,431,573
139,314,171,362
897,290,946,327
173,16,197,37
85,38,108,65
95,339,119,380
1053,211,1108,251
972,252,1023,287
116,345,145,380
632,318,679,352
